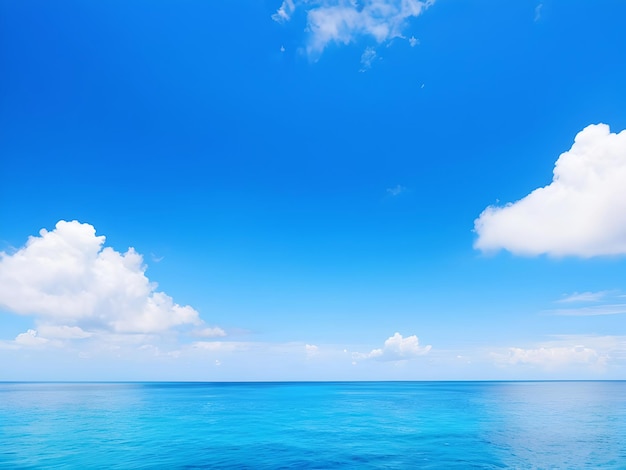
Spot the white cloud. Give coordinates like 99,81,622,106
0,221,204,336
37,325,93,339
547,291,626,316
191,341,246,352
15,329,50,347
386,184,406,196
359,46,378,71
272,0,295,23
534,3,543,22
474,124,626,257
305,343,319,357
193,327,227,338
272,0,434,57
490,335,626,373
408,35,419,47
557,291,608,303
549,304,626,316
493,345,606,370
355,332,431,361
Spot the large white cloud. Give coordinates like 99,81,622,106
0,220,203,335
273,0,434,57
474,124,626,257
354,332,431,361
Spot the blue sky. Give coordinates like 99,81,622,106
2,0,626,380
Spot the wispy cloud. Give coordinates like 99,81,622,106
272,0,295,23
534,3,543,22
549,304,626,316
557,291,609,303
272,0,434,58
359,46,378,71
386,184,407,196
548,291,626,316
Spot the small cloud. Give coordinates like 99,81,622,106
193,327,227,338
534,3,543,22
191,341,246,352
354,332,432,362
15,329,49,347
549,304,626,316
151,253,164,263
548,291,626,316
359,47,378,72
386,184,407,196
408,36,419,47
557,291,609,303
272,0,295,23
280,45,286,52
456,354,471,364
215,359,221,367
474,124,626,257
305,343,319,358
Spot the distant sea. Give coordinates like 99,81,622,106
1,381,625,469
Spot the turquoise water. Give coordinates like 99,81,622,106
1,382,625,469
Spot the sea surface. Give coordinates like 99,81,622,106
1,381,625,469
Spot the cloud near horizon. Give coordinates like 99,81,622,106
354,332,432,361
492,345,607,370
0,221,213,341
272,0,434,57
489,334,626,373
474,124,626,257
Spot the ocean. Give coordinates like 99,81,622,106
1,381,625,469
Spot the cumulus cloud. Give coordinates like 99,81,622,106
474,124,626,257
355,332,431,361
0,220,204,336
15,329,50,347
272,0,434,57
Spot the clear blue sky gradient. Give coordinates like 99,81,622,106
1,1,626,380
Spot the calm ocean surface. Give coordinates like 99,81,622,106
1,381,625,469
